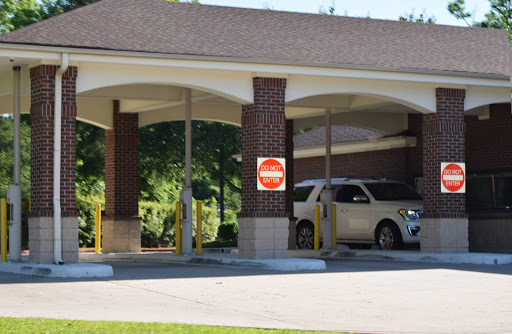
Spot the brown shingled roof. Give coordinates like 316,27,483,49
294,126,385,149
0,0,509,76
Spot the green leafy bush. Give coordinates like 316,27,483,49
139,201,175,248
76,193,103,248
139,199,219,248
217,221,238,241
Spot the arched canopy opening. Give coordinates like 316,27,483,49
287,92,423,136
77,83,243,129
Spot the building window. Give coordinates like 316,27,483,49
466,173,512,210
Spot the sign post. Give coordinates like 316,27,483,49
257,158,286,191
441,162,466,193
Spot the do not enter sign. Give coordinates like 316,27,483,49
441,162,466,193
257,158,286,191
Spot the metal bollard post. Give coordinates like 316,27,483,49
314,204,320,250
175,202,182,255
332,204,337,250
196,202,202,255
95,204,101,254
1,198,7,262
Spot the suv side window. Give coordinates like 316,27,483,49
337,185,368,203
315,184,342,202
294,186,315,202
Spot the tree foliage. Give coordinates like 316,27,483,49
399,9,437,23
448,0,512,39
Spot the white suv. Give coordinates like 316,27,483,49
294,178,423,250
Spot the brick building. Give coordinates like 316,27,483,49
0,0,510,262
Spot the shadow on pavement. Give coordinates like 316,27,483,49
1,255,511,284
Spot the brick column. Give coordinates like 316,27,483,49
285,119,297,249
238,77,289,259
421,88,468,253
102,101,141,253
29,65,79,264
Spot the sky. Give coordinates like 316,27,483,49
198,0,491,27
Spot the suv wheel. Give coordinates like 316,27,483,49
376,221,403,250
296,221,315,249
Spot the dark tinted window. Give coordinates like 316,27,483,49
294,186,315,202
364,182,422,201
466,175,493,209
466,173,512,209
337,185,368,203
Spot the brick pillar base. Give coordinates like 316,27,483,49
102,218,141,253
421,218,469,253
238,77,288,259
421,88,468,253
238,217,289,259
28,217,79,263
103,101,140,253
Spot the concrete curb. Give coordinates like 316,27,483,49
289,249,512,265
0,262,114,278
79,252,326,271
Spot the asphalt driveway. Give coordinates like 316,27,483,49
1,259,511,334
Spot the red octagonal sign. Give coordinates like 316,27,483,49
257,158,286,191
441,163,465,193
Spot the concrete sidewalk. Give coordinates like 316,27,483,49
80,251,326,271
289,248,512,265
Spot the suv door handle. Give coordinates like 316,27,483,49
341,208,347,213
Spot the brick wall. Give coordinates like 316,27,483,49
240,77,287,218
466,103,512,173
30,65,78,217
294,148,408,184
104,101,139,219
422,88,466,218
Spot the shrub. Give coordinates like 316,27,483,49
217,221,238,241
140,200,219,248
76,193,104,248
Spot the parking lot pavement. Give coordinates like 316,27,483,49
1,259,511,334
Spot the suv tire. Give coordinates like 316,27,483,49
296,221,315,249
376,221,403,250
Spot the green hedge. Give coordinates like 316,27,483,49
217,221,238,241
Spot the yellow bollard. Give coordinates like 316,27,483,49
332,204,337,250
1,198,7,262
196,202,202,255
95,204,101,254
175,202,182,255
314,204,320,250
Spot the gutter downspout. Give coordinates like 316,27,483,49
53,53,68,265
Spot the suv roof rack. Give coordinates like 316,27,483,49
302,177,349,183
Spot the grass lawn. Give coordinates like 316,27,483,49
0,317,349,334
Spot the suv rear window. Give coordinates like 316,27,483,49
294,186,315,202
364,182,423,201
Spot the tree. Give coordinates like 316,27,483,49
399,9,437,23
319,1,336,15
448,0,512,39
